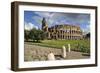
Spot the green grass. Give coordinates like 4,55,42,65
26,39,90,53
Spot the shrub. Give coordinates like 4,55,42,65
73,43,90,53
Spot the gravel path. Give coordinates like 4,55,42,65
24,43,90,61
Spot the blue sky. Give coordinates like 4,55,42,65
24,11,90,34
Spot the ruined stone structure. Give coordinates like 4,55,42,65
42,18,83,40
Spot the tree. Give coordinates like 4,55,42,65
84,33,90,39
24,30,30,41
86,33,90,38
29,28,44,42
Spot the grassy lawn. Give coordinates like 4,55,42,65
26,39,90,53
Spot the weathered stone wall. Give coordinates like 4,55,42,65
24,43,62,61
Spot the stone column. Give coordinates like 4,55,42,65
47,53,55,60
62,46,67,58
68,44,71,52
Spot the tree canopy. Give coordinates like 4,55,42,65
24,28,45,42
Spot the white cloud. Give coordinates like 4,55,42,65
34,12,54,19
32,16,42,25
24,22,38,30
82,24,90,35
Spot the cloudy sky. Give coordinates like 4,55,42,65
24,11,90,34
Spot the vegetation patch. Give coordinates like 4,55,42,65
25,39,90,53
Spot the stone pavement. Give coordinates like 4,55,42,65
24,43,90,61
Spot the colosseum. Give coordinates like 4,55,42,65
42,18,83,40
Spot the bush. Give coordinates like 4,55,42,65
73,43,90,53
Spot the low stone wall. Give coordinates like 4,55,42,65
24,43,62,61
24,43,90,61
